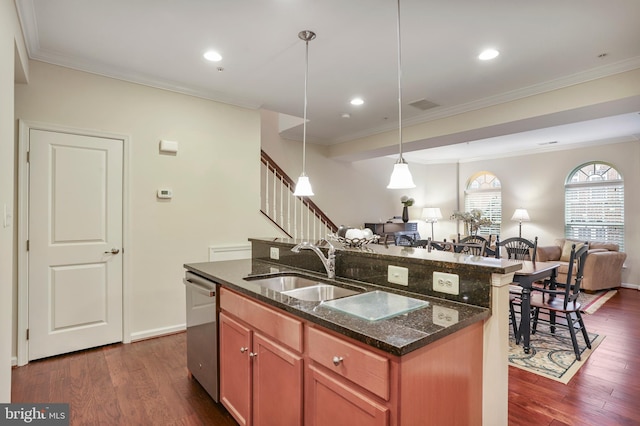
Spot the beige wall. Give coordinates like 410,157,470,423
14,61,278,356
263,107,639,286
457,140,640,285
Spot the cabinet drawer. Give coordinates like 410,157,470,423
307,326,389,400
220,288,303,353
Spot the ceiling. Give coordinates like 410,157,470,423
15,0,640,163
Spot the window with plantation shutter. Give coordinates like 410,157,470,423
565,162,624,250
464,172,501,236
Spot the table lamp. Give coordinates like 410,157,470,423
422,208,442,239
511,208,530,238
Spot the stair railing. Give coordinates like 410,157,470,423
260,150,338,240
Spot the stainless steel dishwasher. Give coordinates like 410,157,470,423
183,271,219,402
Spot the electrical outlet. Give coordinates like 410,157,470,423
270,247,280,260
388,265,409,286
433,271,459,295
433,305,459,327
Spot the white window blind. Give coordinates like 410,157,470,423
464,172,502,236
565,163,624,250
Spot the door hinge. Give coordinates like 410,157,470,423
26,151,30,163
26,240,29,251
26,329,29,340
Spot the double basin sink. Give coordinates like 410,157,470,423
244,273,429,321
245,274,362,301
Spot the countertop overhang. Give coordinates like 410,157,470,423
184,258,492,356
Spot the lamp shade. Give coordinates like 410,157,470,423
387,162,416,189
511,208,530,222
422,208,442,221
293,175,314,196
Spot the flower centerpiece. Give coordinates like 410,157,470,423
450,209,493,236
400,196,414,223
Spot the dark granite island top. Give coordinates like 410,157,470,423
185,256,499,356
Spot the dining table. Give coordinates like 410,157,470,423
512,260,561,354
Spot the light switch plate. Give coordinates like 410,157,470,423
270,247,280,260
433,271,460,295
388,265,409,286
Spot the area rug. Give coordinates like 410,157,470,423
508,323,605,384
579,289,617,314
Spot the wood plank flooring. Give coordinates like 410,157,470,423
12,288,640,425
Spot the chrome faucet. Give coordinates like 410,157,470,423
291,238,336,279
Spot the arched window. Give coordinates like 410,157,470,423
464,172,501,235
565,162,624,249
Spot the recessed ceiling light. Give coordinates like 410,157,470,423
478,49,500,61
350,98,364,106
203,50,222,62
341,113,351,118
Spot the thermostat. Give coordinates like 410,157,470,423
157,189,173,199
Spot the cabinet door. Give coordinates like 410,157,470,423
306,365,389,426
220,313,252,426
253,333,303,426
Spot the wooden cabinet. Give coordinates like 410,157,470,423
220,287,483,426
306,364,389,426
219,289,304,426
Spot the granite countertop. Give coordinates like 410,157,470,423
184,258,491,356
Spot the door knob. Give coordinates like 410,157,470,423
104,248,120,254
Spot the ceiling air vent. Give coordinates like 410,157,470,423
408,98,439,111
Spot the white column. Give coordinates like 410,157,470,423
483,272,514,426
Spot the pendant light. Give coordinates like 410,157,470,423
293,30,316,197
387,0,416,189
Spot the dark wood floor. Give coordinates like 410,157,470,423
12,288,640,425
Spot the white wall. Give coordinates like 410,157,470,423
14,61,278,353
1,0,28,403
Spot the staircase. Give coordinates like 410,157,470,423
260,150,337,241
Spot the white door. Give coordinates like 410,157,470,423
28,129,124,360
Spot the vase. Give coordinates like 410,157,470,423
402,206,409,223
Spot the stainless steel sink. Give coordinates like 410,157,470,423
244,274,363,301
281,284,360,301
245,275,320,292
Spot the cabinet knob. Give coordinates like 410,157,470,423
240,347,248,353
249,352,258,358
332,356,344,366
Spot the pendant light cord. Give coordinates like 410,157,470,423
302,37,309,175
396,0,404,161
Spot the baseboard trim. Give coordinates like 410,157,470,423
621,283,639,290
11,356,17,367
130,324,186,342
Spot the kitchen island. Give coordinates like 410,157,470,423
184,238,521,426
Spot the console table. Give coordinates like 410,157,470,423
364,222,419,245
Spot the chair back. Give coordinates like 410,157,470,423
560,243,590,308
495,236,538,262
452,240,486,256
427,238,452,252
457,234,491,256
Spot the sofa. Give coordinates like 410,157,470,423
536,238,627,292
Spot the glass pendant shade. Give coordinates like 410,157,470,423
387,160,416,189
293,174,314,196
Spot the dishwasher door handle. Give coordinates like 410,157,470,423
183,277,216,297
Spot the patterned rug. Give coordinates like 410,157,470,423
579,289,617,314
508,320,605,384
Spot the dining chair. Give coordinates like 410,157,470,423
497,236,538,343
515,243,591,360
457,234,493,256
426,238,453,252
495,236,538,261
451,241,486,256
